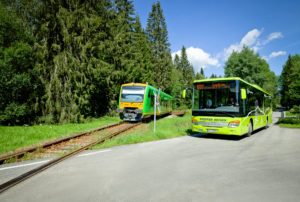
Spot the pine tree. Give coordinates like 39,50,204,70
33,0,114,123
200,67,205,77
210,74,216,78
179,46,194,86
174,54,180,70
132,16,155,84
146,1,173,92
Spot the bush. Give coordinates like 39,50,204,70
278,117,300,124
0,102,31,125
290,105,300,115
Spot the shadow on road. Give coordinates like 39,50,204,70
186,128,264,141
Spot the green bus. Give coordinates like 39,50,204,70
191,77,272,136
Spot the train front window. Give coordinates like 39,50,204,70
193,81,240,115
121,86,145,102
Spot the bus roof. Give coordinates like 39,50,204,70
193,77,271,96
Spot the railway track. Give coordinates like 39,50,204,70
0,110,186,193
0,122,125,164
0,122,141,193
0,111,184,164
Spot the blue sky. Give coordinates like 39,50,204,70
133,0,300,77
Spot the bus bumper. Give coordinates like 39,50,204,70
192,125,243,136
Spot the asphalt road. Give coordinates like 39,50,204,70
0,112,300,202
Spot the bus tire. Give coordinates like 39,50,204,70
247,121,253,137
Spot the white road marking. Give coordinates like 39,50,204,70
0,160,50,171
77,149,112,157
0,149,112,171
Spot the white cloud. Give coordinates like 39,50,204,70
172,47,219,72
269,51,286,58
224,29,262,59
172,29,284,73
240,29,262,46
267,32,283,42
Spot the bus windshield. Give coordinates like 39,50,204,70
121,86,145,102
193,81,240,115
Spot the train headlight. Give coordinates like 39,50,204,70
228,120,240,128
134,109,142,114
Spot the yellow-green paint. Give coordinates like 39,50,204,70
241,88,247,100
191,77,272,136
192,113,272,136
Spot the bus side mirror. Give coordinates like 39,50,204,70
182,89,186,99
241,89,247,100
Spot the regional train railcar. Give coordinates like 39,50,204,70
118,83,173,121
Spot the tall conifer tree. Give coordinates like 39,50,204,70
179,46,194,86
146,1,172,92
33,0,114,123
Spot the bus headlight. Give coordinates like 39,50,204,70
228,120,240,128
192,118,198,124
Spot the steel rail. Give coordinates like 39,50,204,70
0,123,140,194
0,122,124,164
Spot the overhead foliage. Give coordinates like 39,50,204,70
0,0,185,125
0,3,38,125
224,46,278,97
173,46,195,107
146,1,173,92
280,54,300,108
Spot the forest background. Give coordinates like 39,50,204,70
0,0,299,125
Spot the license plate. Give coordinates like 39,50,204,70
207,129,217,133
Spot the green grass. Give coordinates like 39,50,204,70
279,124,300,128
285,111,291,116
278,116,300,129
285,111,300,117
93,114,192,150
0,116,120,154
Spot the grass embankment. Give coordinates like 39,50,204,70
0,117,120,155
278,115,300,128
93,113,191,150
279,124,300,128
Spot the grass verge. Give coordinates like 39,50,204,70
93,114,191,150
278,117,300,128
0,117,120,155
279,124,300,128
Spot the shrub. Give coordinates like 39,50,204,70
278,117,300,124
290,105,300,118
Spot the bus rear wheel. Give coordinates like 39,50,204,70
247,122,253,137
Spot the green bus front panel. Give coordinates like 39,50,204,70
192,113,271,136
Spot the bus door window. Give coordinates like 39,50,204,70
204,90,213,108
